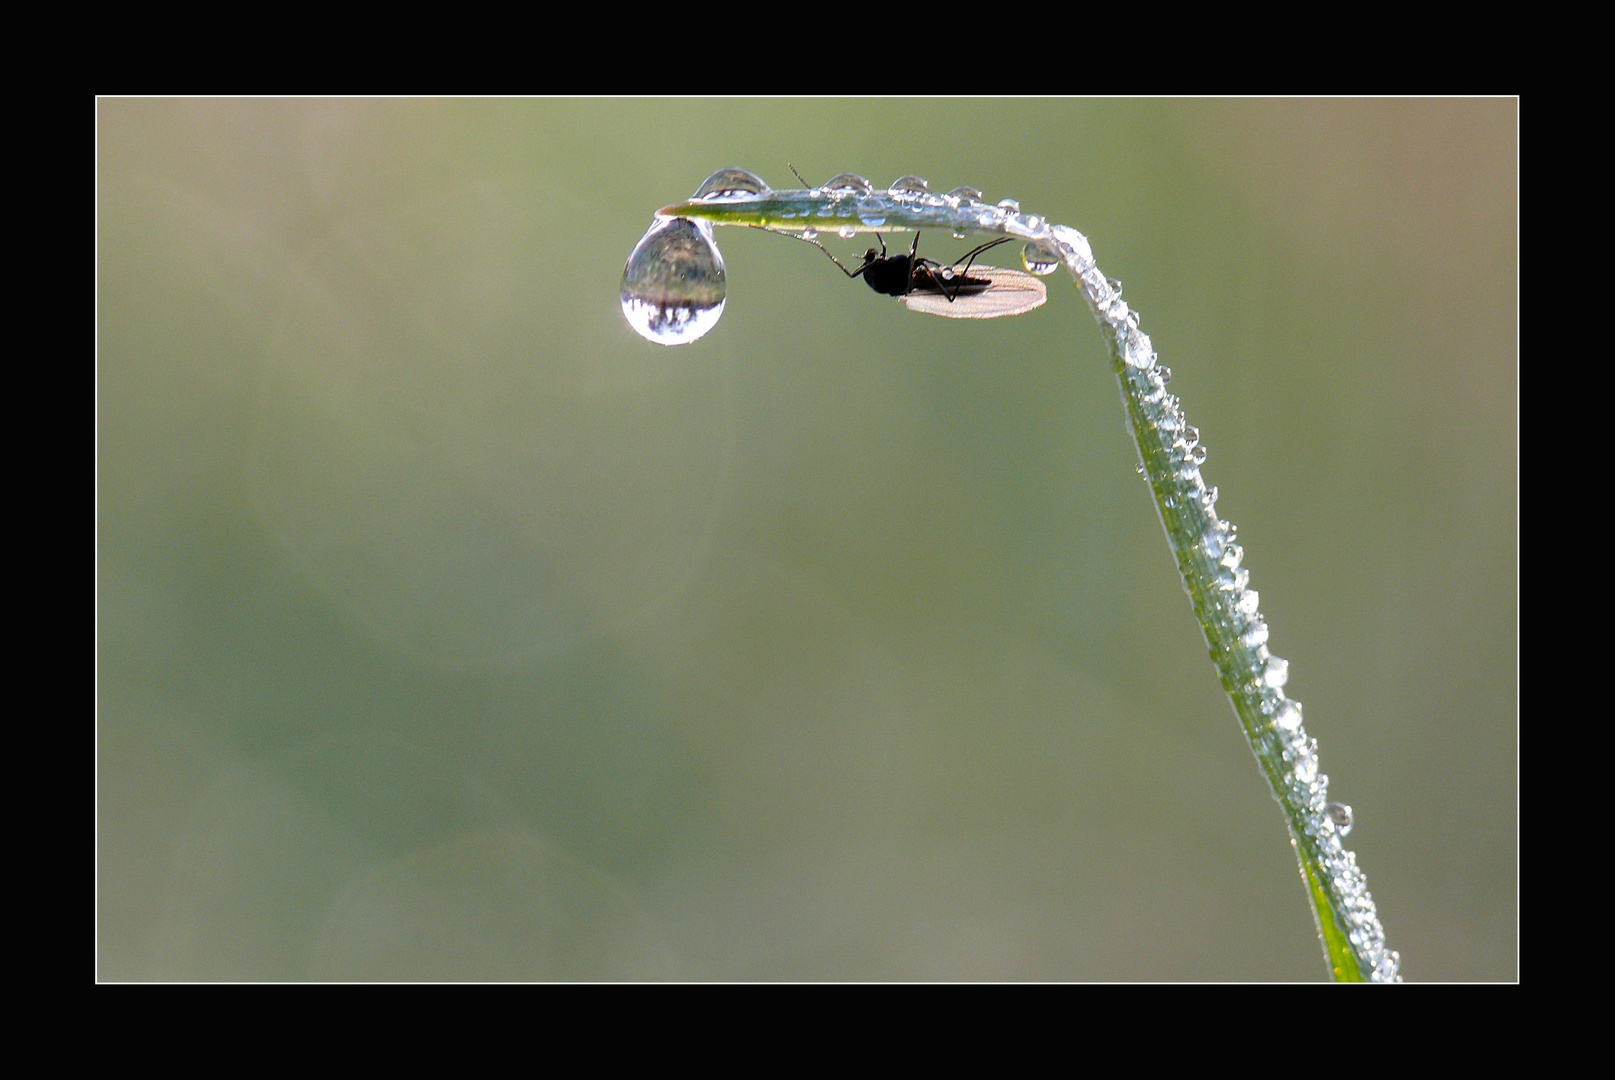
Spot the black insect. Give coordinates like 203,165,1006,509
769,228,1047,320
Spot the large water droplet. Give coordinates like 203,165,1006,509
888,175,930,194
692,167,768,200
1021,238,1060,276
944,184,983,205
1326,801,1354,836
822,172,872,196
996,197,1021,213
620,217,726,346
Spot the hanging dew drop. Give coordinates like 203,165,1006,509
619,217,726,346
801,226,819,241
837,225,857,240
1021,238,1061,276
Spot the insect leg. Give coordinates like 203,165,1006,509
938,236,1015,301
903,232,922,297
749,224,868,279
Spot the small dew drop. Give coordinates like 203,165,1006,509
822,172,872,196
996,197,1021,212
888,174,930,194
1326,802,1355,836
944,184,984,205
1274,700,1302,733
1263,654,1290,688
952,228,968,240
692,166,769,201
1291,745,1319,784
1021,238,1061,276
801,226,819,241
620,217,726,346
837,225,857,239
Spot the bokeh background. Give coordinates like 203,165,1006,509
98,98,1516,981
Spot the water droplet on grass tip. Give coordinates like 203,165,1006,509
620,217,726,346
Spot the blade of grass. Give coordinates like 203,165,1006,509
656,169,1401,981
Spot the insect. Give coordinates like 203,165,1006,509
777,229,1047,320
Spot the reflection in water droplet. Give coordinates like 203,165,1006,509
1326,801,1354,836
692,167,769,200
888,175,930,194
822,172,872,195
620,218,726,346
1021,238,1060,276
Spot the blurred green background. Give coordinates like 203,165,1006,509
98,98,1516,981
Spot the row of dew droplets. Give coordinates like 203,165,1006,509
1202,438,1397,978
619,168,770,345
1067,227,1399,980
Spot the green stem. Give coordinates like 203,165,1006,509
661,172,1400,981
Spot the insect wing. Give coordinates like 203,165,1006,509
901,266,1047,319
